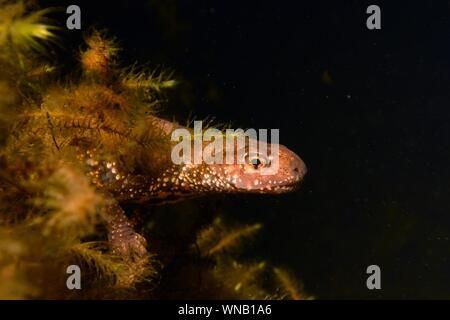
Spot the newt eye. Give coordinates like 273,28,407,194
250,157,262,169
247,153,270,169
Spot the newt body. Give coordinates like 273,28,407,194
81,116,306,202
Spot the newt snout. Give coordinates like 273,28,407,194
290,152,308,186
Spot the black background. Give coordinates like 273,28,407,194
40,0,450,299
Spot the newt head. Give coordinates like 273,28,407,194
171,141,307,196
146,120,308,200
216,143,307,194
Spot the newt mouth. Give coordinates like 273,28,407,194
266,173,306,193
268,181,303,193
239,178,304,194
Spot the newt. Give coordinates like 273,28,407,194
80,115,307,257
4,81,307,259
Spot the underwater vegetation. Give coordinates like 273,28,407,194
0,1,312,299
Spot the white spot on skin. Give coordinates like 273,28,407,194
86,159,97,166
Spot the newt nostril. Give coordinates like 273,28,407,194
293,167,299,173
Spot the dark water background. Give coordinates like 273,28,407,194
41,0,450,298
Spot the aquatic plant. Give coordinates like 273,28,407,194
0,1,310,299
